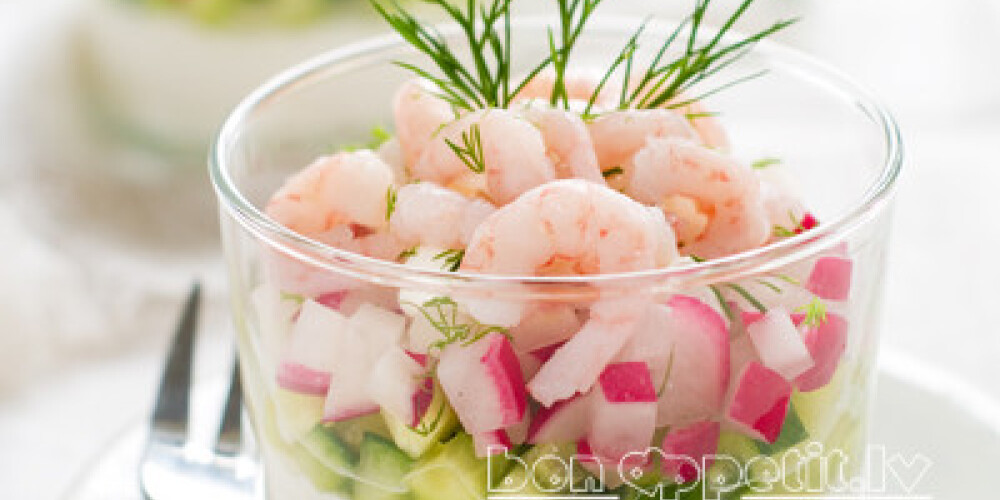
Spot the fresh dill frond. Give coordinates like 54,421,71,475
371,0,547,111
548,0,608,109
398,246,418,261
797,297,828,328
405,296,511,354
751,157,782,170
602,166,624,178
726,283,768,313
433,249,465,272
773,210,807,238
445,123,486,173
599,0,797,111
657,347,677,397
412,394,447,436
386,186,398,221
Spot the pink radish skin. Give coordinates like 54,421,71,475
616,304,675,388
529,299,646,407
598,362,657,403
655,296,731,427
473,429,513,458
276,363,331,396
795,313,849,392
316,291,348,311
661,421,721,484
527,393,592,444
726,362,792,443
588,363,657,461
806,256,853,301
747,309,814,380
438,333,527,433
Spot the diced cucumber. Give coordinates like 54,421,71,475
755,405,809,456
519,443,579,492
336,413,393,450
792,364,848,437
404,433,489,500
495,467,549,498
383,382,459,459
274,389,326,443
356,432,416,500
301,424,360,481
289,443,353,493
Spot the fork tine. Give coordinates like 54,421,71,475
149,282,201,443
215,357,244,456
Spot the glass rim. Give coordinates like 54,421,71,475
210,16,903,295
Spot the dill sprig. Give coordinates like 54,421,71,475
594,0,797,111
601,166,624,179
751,157,782,170
797,297,828,328
445,123,486,173
773,210,808,238
397,246,418,261
547,0,607,109
371,0,544,111
385,186,398,221
433,249,466,272
406,297,510,353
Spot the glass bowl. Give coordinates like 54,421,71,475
211,16,902,500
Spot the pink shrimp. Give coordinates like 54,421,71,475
393,79,455,169
516,100,606,184
586,109,699,188
627,137,770,258
388,182,496,250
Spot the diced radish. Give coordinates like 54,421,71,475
661,421,721,484
588,362,657,460
316,291,348,311
576,439,650,489
462,297,525,328
798,213,818,233
509,304,582,353
729,334,760,382
531,342,564,364
323,304,407,422
528,299,645,407
337,286,401,316
323,329,380,422
367,346,434,427
747,309,814,380
527,393,592,444
795,313,849,392
726,362,792,443
398,247,451,314
437,333,527,433
264,249,359,298
517,351,543,380
740,310,765,327
276,363,331,396
617,304,676,386
406,313,442,355
348,303,406,351
655,296,731,427
405,350,429,367
806,256,853,301
473,429,513,458
284,299,350,374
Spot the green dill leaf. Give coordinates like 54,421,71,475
755,404,808,455
709,284,737,327
366,125,392,150
385,186,398,222
433,249,465,272
602,166,624,178
751,157,782,170
657,347,677,397
445,123,486,173
754,278,783,294
397,246,418,261
280,291,306,304
797,297,828,328
772,225,796,238
725,283,768,313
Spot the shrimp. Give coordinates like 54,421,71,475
461,179,678,276
389,182,496,249
516,69,620,111
672,98,731,152
265,150,395,246
627,137,770,258
516,100,606,184
393,79,455,168
586,109,699,188
412,109,556,205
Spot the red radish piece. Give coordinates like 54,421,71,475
747,309,814,380
795,313,849,392
528,299,645,407
367,347,434,427
655,296,731,427
509,304,581,353
283,299,350,375
588,362,657,461
276,363,331,396
473,429,513,458
797,213,818,233
726,362,792,443
661,421,721,484
437,333,527,433
527,393,592,444
405,350,429,367
806,256,853,301
616,304,676,386
316,291,348,311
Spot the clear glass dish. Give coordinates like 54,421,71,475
212,17,902,500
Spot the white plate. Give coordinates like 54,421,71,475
61,350,1000,500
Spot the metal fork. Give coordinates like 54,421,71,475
139,283,258,500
